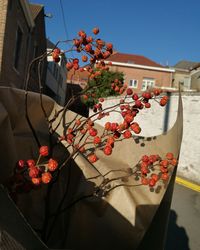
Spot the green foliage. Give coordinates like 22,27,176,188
82,70,124,108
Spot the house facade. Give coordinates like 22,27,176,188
45,39,67,105
0,0,47,92
173,61,200,91
105,52,175,92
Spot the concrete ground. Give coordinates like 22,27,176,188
165,183,200,250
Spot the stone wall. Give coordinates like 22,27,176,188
89,93,200,184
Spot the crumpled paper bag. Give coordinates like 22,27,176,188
0,86,183,249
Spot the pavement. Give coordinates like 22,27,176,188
165,181,200,250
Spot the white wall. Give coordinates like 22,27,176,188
90,93,200,184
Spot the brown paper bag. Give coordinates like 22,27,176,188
0,87,183,249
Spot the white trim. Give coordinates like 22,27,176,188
105,60,175,73
19,0,35,29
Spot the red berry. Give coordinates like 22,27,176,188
160,166,168,173
42,172,52,184
99,98,104,102
151,174,159,182
142,155,149,162
73,63,79,70
31,177,41,186
93,27,99,35
66,133,74,144
53,48,61,55
103,51,111,59
48,159,58,172
166,152,174,160
82,55,88,62
141,177,149,185
78,30,86,38
103,145,112,155
113,131,121,139
89,128,98,137
86,36,93,43
106,136,115,147
73,39,80,47
149,178,156,187
66,62,73,70
85,44,92,52
82,94,88,100
130,123,141,134
73,58,79,64
142,92,152,99
135,100,142,108
160,96,168,106
111,123,118,131
18,160,25,169
141,161,149,168
87,153,98,163
126,88,133,95
141,166,148,175
29,167,39,178
123,129,132,139
132,93,139,100
39,146,49,157
145,103,151,108
27,159,35,168
124,113,134,124
106,43,113,50
75,119,81,126
153,88,161,96
79,146,86,153
93,136,101,145
170,158,178,166
161,173,169,181
160,160,169,167
149,154,159,163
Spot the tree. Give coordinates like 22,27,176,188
82,70,124,108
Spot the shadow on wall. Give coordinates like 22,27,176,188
165,210,190,250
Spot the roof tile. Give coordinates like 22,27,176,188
106,52,163,68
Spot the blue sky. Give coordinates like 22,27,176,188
30,0,200,66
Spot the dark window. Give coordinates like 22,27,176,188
14,26,23,70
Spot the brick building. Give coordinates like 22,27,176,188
0,0,47,92
105,52,175,92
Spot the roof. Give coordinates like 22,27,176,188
29,3,43,19
106,52,164,68
174,60,200,71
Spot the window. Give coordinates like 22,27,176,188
14,26,23,70
142,78,155,91
183,77,191,89
129,79,138,88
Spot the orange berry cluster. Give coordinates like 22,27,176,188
61,88,169,165
10,146,59,192
65,27,113,73
111,78,127,94
138,152,177,190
